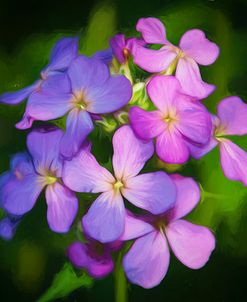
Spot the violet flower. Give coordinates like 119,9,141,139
0,215,22,240
129,75,212,164
63,125,176,243
0,128,78,233
0,37,79,107
121,174,215,288
189,96,247,186
68,239,122,278
18,55,132,158
132,17,219,99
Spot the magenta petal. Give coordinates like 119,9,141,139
147,75,181,113
122,171,176,214
129,107,166,140
133,45,177,73
176,57,215,99
166,219,215,269
62,149,114,193
123,231,170,289
45,183,78,233
136,17,167,44
217,96,247,136
60,108,94,158
16,114,35,130
83,191,125,243
27,128,64,176
121,212,155,241
179,29,219,66
156,130,190,164
167,174,200,221
220,140,247,185
110,34,126,64
68,242,113,278
112,125,154,180
0,81,39,105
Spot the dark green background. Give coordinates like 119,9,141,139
0,0,247,301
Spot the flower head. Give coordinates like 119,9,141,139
129,75,212,164
121,174,215,288
132,17,219,99
0,127,78,233
0,215,22,240
63,125,176,243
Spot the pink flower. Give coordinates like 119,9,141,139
121,174,215,288
132,17,219,99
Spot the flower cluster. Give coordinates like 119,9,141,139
0,17,246,289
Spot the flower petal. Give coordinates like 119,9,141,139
92,48,113,65
86,75,132,114
217,96,247,136
62,149,114,193
166,174,200,221
132,45,177,73
188,137,218,159
0,81,39,105
110,34,126,63
122,171,176,214
41,72,71,93
82,191,125,243
46,37,79,72
123,231,170,289
176,57,215,99
136,17,167,44
156,129,190,164
112,125,154,180
0,215,22,241
220,140,247,185
27,128,64,176
60,108,94,158
129,107,166,139
147,75,181,113
166,219,215,269
45,182,78,233
179,29,219,65
121,212,155,241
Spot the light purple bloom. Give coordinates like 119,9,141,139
189,96,247,186
132,17,219,99
0,215,22,240
68,238,122,278
110,34,144,64
129,75,212,164
121,174,215,288
19,55,132,158
0,37,79,107
0,127,78,233
63,125,176,243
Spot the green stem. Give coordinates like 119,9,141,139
114,252,128,302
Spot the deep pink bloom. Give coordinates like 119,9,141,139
129,75,212,164
121,174,215,288
189,96,247,185
132,17,219,99
62,125,176,243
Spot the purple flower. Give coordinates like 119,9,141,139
121,174,215,288
132,17,219,99
129,75,212,164
110,34,144,64
0,37,79,108
19,55,132,158
189,96,247,186
0,215,22,240
0,128,78,233
67,238,122,278
63,125,176,243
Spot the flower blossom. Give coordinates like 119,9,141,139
132,17,219,99
63,125,176,243
17,55,132,158
0,215,22,240
189,96,247,186
129,75,212,164
121,174,215,288
0,37,79,107
0,127,78,233
68,238,122,278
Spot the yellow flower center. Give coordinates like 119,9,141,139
73,91,89,110
113,180,124,192
45,175,57,185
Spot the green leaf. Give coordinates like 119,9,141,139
37,263,93,302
